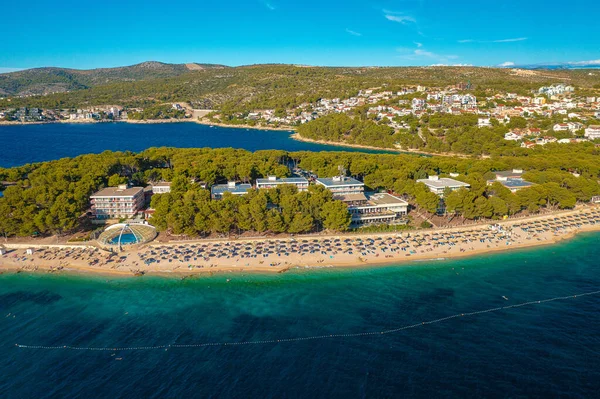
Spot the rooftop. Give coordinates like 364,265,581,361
417,177,470,189
211,183,253,195
493,169,524,179
316,177,364,187
365,192,409,206
91,186,144,197
499,178,535,189
256,177,308,184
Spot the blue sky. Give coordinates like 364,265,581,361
1,0,599,71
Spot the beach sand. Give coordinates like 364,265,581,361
1,207,599,277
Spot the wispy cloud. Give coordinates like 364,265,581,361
459,37,528,44
567,59,600,66
414,41,423,48
397,46,459,63
261,1,275,10
345,29,362,37
498,61,515,67
383,10,416,24
385,14,416,24
493,37,527,43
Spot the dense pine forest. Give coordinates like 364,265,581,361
1,144,599,238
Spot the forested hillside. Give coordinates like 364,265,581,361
2,64,598,110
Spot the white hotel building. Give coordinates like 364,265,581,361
90,185,145,219
256,176,309,191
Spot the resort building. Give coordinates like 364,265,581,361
256,176,309,191
315,176,364,199
417,176,470,196
487,169,535,193
151,182,172,194
211,181,252,199
346,192,409,227
90,184,145,220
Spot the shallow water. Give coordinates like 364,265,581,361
1,233,599,398
0,123,398,167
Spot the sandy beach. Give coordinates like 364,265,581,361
1,206,599,277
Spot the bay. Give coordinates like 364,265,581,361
0,122,398,168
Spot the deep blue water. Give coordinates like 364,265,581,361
0,123,398,167
1,233,599,398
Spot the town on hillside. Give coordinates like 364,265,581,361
2,82,599,146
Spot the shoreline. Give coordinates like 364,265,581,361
289,133,473,158
0,118,297,132
2,207,599,278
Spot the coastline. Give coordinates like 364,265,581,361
290,133,473,158
2,207,599,278
0,118,297,132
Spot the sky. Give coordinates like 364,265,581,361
1,0,599,71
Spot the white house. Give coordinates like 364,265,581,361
478,118,492,128
584,125,600,140
504,132,521,141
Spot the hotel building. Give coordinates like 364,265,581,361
211,181,253,200
417,176,470,196
90,185,145,219
256,176,309,191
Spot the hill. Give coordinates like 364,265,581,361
0,61,228,96
1,64,598,111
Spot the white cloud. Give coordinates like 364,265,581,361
499,61,515,67
345,29,362,37
459,38,528,44
567,59,600,66
493,37,527,43
383,10,415,24
385,14,416,24
414,41,423,48
397,46,459,63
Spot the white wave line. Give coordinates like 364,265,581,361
15,290,600,352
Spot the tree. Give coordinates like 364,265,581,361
321,201,351,231
107,174,128,187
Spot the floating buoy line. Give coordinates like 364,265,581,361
15,290,600,352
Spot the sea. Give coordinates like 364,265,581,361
0,122,398,168
1,233,599,398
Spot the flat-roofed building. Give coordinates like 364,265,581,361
487,169,534,192
346,192,409,227
256,176,309,191
151,182,172,194
315,176,364,198
90,184,145,219
417,176,470,196
211,181,252,200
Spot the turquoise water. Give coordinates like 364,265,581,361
108,232,140,245
1,233,600,398
0,123,400,167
